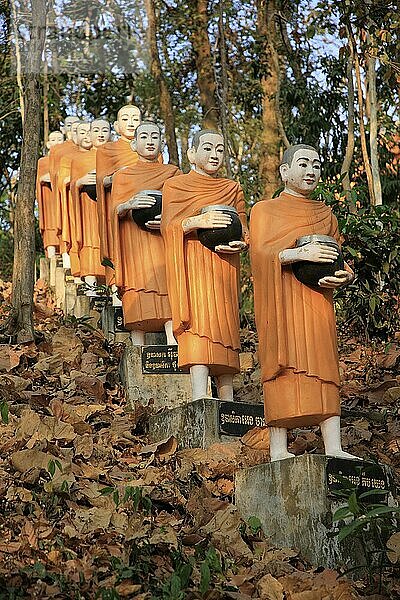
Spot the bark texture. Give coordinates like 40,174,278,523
189,0,219,129
340,37,355,206
11,0,46,342
145,0,179,166
257,0,282,199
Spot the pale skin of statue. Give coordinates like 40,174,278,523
103,106,142,188
62,121,81,187
116,122,176,346
181,132,247,400
269,147,359,462
60,116,80,141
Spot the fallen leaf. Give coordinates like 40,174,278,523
387,532,400,563
256,574,284,600
52,326,84,366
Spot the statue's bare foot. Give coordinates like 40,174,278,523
270,451,296,462
325,450,362,460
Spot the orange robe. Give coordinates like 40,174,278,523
249,192,341,429
96,139,139,284
58,153,80,276
71,149,105,280
161,171,248,376
49,140,77,254
36,156,59,253
111,162,181,331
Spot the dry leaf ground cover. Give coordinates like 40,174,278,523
0,279,399,599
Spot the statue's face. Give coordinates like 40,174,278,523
115,106,141,140
76,123,92,150
190,133,224,176
133,124,161,160
47,131,64,148
71,122,80,144
62,116,80,139
280,149,321,197
91,120,111,147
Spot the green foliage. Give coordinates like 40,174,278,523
316,179,400,339
332,471,400,586
0,400,9,424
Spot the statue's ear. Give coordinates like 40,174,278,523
46,141,51,150
130,139,137,152
187,147,196,165
279,163,289,182
114,121,120,135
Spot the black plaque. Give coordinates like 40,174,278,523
114,307,128,332
141,345,183,374
219,401,266,437
326,458,392,504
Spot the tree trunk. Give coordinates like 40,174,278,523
11,0,46,343
367,46,382,205
180,125,191,173
189,0,219,129
257,0,282,199
144,0,179,165
10,0,25,123
340,37,355,209
217,1,232,177
348,25,376,205
43,59,49,145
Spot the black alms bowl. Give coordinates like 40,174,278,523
131,190,162,230
292,234,344,287
197,205,243,251
82,184,97,201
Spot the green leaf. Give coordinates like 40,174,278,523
336,518,366,542
369,296,376,313
0,400,9,424
248,515,262,534
332,506,352,521
365,505,400,518
55,459,63,472
48,460,55,477
199,561,211,596
358,489,388,500
348,492,360,515
99,486,115,496
178,563,192,589
101,257,114,269
113,490,120,507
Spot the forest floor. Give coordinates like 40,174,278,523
0,277,399,599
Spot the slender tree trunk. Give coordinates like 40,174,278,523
43,59,49,145
348,26,376,205
180,125,191,173
11,0,46,343
367,46,382,205
340,37,355,209
217,1,232,177
257,0,282,199
145,0,179,165
189,0,219,129
10,0,25,123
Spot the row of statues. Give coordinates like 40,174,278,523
36,105,357,462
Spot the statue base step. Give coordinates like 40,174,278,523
100,305,130,343
120,340,192,410
148,398,266,449
235,454,396,571
54,266,66,309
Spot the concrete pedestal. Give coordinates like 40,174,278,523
235,455,395,570
49,257,57,289
39,258,50,284
64,276,78,316
120,340,192,411
100,305,130,343
148,397,235,448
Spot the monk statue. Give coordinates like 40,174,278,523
250,144,358,461
57,120,82,276
161,130,249,400
111,122,181,344
49,116,80,268
96,105,142,303
70,120,111,294
36,130,64,258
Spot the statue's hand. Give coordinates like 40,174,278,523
297,242,339,263
80,173,97,186
145,214,161,230
215,240,247,254
318,270,353,288
197,211,232,229
40,172,51,183
130,192,157,210
103,175,113,188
